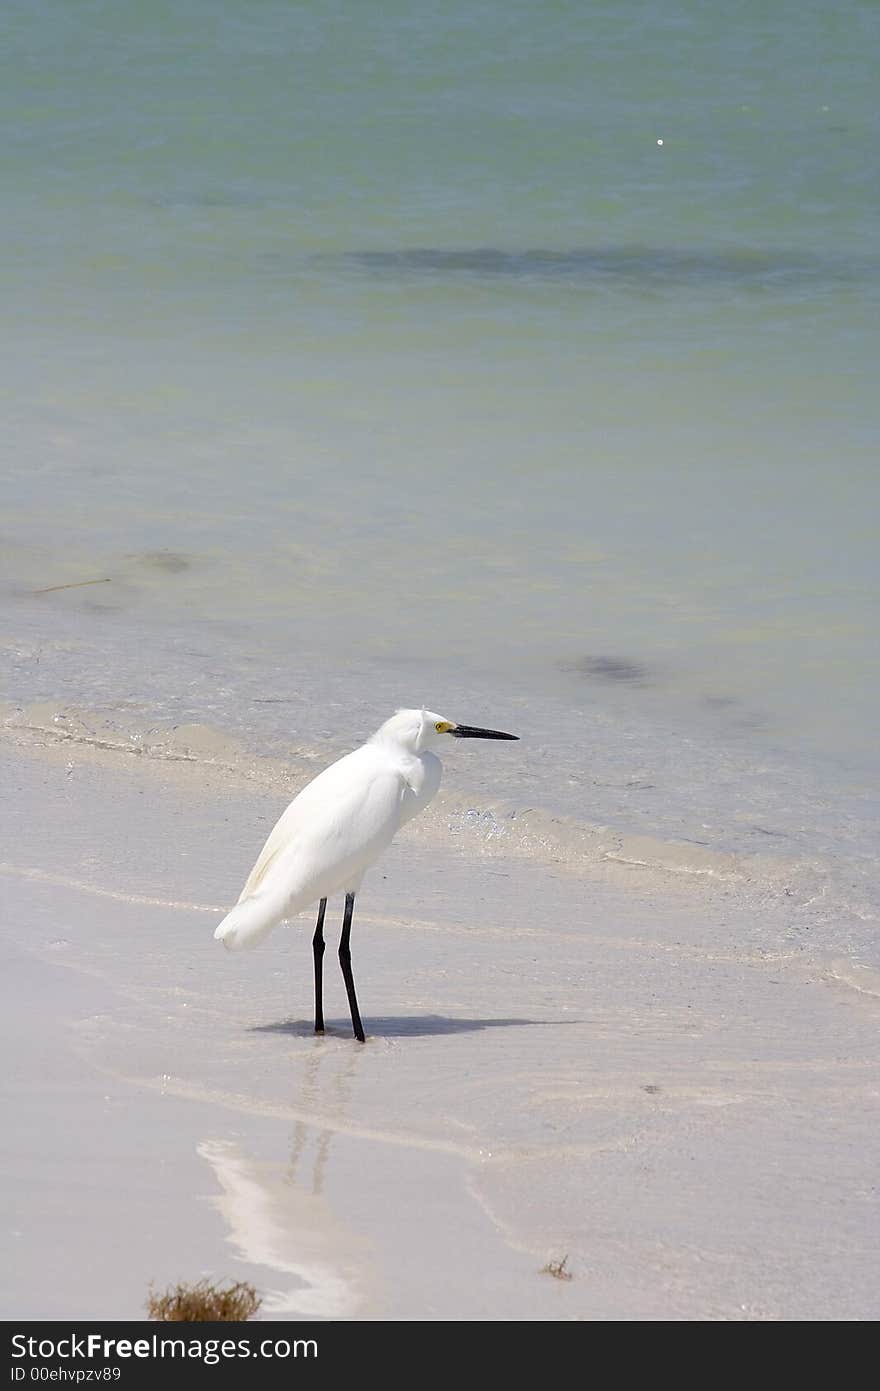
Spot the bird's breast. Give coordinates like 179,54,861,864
399,750,442,828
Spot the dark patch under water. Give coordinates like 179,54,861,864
703,694,738,710
562,654,653,686
328,245,874,291
153,190,272,209
136,551,191,574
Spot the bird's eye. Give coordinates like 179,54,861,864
435,722,444,732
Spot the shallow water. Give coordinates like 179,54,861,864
2,1,878,954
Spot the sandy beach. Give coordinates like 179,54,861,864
2,710,878,1322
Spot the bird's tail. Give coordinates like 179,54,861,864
213,888,287,951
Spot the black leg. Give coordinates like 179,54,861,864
312,898,327,1034
338,892,365,1043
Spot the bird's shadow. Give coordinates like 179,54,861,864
250,1014,573,1039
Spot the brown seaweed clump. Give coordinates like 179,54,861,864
146,1279,262,1322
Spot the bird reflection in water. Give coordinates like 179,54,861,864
198,1044,370,1317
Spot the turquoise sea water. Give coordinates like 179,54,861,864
2,3,879,949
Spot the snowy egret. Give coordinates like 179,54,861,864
214,708,518,1041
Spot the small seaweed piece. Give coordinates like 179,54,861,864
540,1255,573,1282
33,578,111,594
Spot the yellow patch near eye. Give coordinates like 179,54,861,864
435,721,453,733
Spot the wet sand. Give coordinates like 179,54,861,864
2,724,878,1321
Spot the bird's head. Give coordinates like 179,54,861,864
375,708,519,753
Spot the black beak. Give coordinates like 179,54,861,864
451,724,519,740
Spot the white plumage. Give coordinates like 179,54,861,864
215,709,441,950
213,706,517,1040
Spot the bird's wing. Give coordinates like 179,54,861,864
237,747,407,904
238,799,307,902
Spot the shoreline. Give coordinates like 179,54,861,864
3,692,878,975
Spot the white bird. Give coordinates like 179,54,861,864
214,708,518,1041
